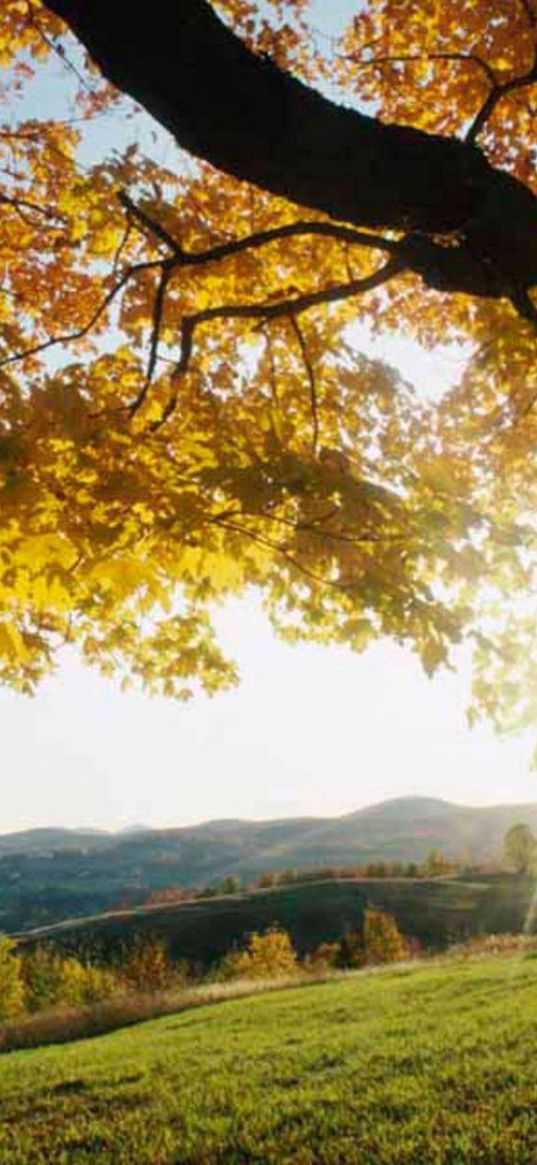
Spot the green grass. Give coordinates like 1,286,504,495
3,954,537,1163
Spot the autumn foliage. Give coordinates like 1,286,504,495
219,926,299,981
0,1,536,732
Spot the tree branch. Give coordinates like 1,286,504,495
41,0,537,302
120,191,398,260
288,315,319,454
140,256,405,424
350,50,498,90
0,260,163,370
466,48,537,143
0,193,65,222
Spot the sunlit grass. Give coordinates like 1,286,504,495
2,953,537,1162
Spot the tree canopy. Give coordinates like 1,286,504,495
1,0,537,731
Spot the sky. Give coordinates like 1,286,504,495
1,1,536,835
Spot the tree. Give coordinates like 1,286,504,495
362,908,408,965
219,926,298,979
422,849,453,878
121,936,175,993
220,875,241,895
0,934,25,1019
21,944,117,1008
1,2,537,729
503,823,537,874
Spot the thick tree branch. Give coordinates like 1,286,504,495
43,0,537,300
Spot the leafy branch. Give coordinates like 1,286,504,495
143,256,405,425
467,45,537,143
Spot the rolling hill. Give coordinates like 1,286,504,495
2,795,537,933
18,873,537,967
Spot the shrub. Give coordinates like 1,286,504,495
120,936,174,993
363,909,408,965
22,945,67,1012
0,934,25,1019
219,927,298,981
309,941,342,970
22,945,119,1010
339,930,366,968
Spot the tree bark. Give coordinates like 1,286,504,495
43,0,537,300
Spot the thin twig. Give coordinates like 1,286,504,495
213,505,405,546
0,193,64,221
25,0,93,92
111,217,133,277
349,50,497,89
133,264,174,414
0,259,164,370
212,517,339,591
288,314,319,454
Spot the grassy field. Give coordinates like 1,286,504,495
2,953,537,1163
19,874,537,966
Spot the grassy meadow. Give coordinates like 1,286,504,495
2,952,537,1163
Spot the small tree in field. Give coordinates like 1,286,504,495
309,941,342,971
121,936,175,994
0,935,24,1019
363,909,408,965
503,824,537,875
220,927,298,981
22,944,66,1012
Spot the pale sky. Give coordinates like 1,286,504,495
1,0,536,835
2,592,536,834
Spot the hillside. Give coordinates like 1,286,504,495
2,954,537,1163
2,796,537,933
19,874,537,966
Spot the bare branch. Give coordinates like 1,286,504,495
119,191,182,255
350,50,498,89
120,192,398,261
348,41,537,151
25,0,94,92
288,314,319,454
134,264,174,413
466,49,537,143
145,256,405,425
0,193,65,222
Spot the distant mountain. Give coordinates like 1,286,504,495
1,796,536,934
0,827,111,857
